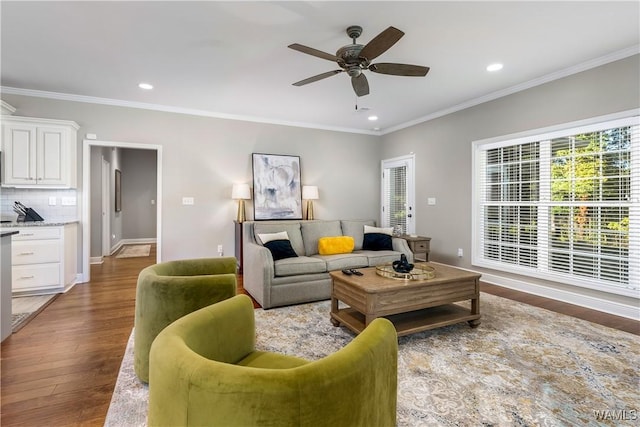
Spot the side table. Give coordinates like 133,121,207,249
400,235,431,262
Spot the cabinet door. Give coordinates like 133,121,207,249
36,127,68,185
2,124,37,184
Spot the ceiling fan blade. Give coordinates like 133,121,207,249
369,63,430,77
292,70,343,87
288,43,339,62
351,74,369,97
358,26,404,61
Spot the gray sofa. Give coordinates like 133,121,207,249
242,219,413,309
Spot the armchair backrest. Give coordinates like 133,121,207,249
148,294,398,427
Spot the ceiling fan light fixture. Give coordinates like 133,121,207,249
288,25,430,97
138,82,154,90
486,63,503,72
368,115,378,121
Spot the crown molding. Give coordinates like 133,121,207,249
381,45,640,135
1,100,17,115
0,87,379,136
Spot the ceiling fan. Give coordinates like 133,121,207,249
288,25,430,97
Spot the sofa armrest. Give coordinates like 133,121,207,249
242,241,275,308
392,237,414,263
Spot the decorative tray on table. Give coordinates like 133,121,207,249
375,263,436,280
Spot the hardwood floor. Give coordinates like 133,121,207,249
1,251,637,426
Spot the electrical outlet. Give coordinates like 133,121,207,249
48,197,57,206
457,248,464,257
61,197,76,206
217,244,223,253
427,197,436,205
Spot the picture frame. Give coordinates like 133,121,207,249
115,169,122,212
252,153,302,220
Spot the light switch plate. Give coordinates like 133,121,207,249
182,197,194,205
427,197,436,205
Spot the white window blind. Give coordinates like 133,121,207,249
473,115,639,297
383,165,407,234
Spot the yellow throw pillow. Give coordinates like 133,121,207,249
318,236,355,255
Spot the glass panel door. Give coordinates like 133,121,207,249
381,155,415,234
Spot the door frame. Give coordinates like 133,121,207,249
101,157,111,256
381,154,416,235
81,140,163,282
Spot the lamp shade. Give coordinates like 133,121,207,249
302,185,319,200
232,183,251,200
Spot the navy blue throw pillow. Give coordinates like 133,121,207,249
263,239,298,261
363,233,393,251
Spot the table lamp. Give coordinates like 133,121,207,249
232,183,251,222
302,185,319,220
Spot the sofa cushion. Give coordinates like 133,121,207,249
301,221,342,256
257,231,289,243
254,222,305,256
318,236,355,255
340,220,375,250
274,256,327,277
363,233,393,251
263,240,298,261
357,250,402,266
312,253,369,271
364,225,394,236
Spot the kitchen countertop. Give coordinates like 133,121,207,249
0,220,79,228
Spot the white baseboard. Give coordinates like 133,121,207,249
431,262,639,321
90,256,104,264
482,271,638,320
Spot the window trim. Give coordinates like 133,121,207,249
472,109,640,298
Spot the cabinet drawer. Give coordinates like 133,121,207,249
12,227,61,240
413,241,429,252
12,240,61,265
12,263,61,291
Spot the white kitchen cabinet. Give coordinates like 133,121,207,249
1,116,79,188
11,223,78,294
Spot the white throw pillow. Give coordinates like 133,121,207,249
257,231,290,244
363,225,394,236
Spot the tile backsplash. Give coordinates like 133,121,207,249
1,188,79,222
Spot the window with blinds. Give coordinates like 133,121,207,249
383,165,407,234
473,115,639,297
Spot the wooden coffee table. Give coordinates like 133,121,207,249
329,263,481,336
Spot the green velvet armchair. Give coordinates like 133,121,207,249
134,257,237,383
148,294,398,426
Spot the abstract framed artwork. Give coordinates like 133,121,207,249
252,153,302,220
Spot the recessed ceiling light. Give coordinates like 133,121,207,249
138,82,154,90
368,115,378,121
486,63,503,72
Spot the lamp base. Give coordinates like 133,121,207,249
237,200,246,222
305,200,314,220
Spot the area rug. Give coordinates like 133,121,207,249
105,293,639,426
11,293,58,332
116,244,151,258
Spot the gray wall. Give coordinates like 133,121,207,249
121,148,157,241
1,93,381,263
380,55,640,309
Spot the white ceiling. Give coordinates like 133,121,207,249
2,1,639,134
